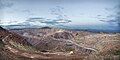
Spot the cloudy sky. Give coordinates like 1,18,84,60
0,0,120,31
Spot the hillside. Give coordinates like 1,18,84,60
0,26,120,60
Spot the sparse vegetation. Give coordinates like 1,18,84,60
9,41,40,53
0,39,4,48
114,50,120,55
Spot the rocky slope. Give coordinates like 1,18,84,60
0,26,120,60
